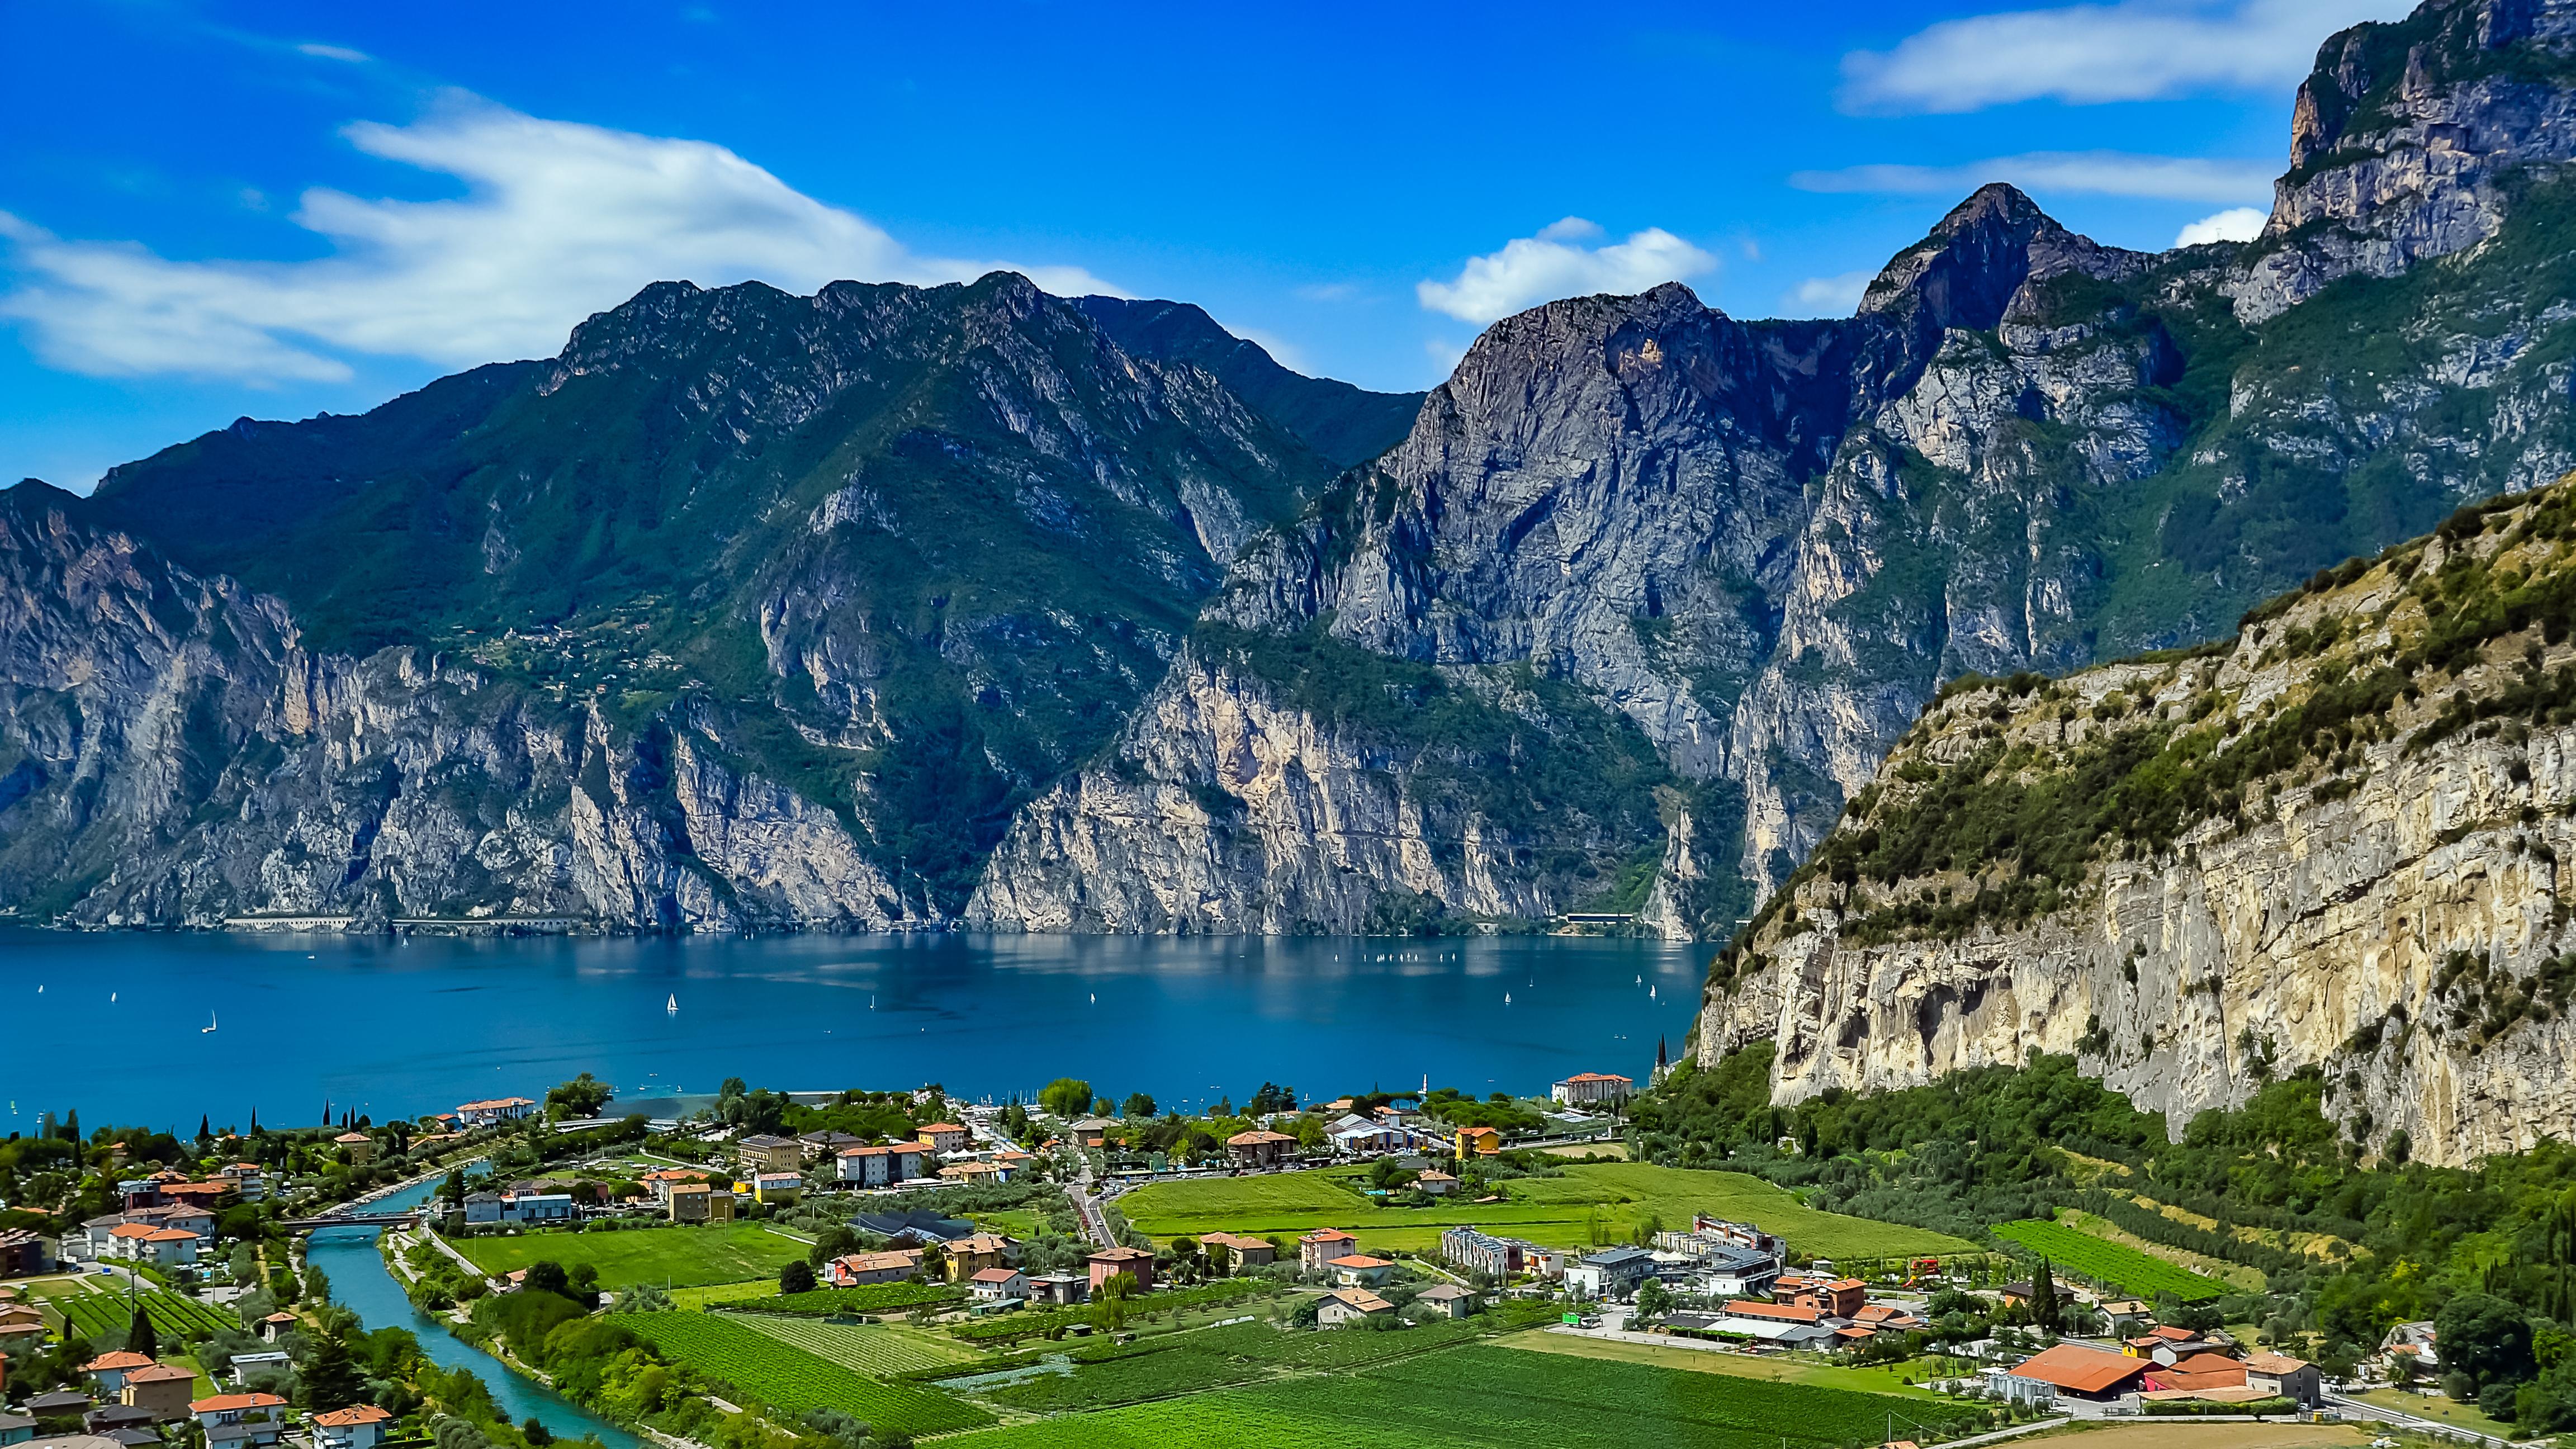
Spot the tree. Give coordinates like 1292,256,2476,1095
780,1261,817,1295
1121,1092,1157,1120
545,1074,613,1121
440,1168,467,1209
2436,1292,2535,1392
1038,1079,1092,1119
126,1305,157,1360
1098,1271,1138,1329
1635,1279,1675,1319
299,1323,364,1410
524,1261,571,1299
807,1226,859,1268
2030,1257,2061,1333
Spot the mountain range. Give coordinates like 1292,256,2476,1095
7,0,2576,940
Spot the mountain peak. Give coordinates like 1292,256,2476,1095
1857,182,2137,339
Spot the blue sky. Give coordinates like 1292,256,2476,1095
0,0,2413,490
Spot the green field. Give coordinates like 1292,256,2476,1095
1118,1163,1968,1259
734,1315,975,1375
42,1281,234,1343
1991,1217,2232,1303
948,1342,1984,1448
624,1312,991,1436
449,1223,809,1289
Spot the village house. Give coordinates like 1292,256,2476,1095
825,1249,925,1286
1027,1272,1090,1306
797,1131,866,1162
747,1172,801,1205
969,1267,1027,1303
1328,1254,1395,1288
2142,1352,2251,1396
190,1393,287,1434
105,1223,201,1267
504,1191,574,1223
946,1234,1020,1281
836,1143,927,1187
1316,1287,1394,1327
1087,1246,1156,1294
213,1164,267,1201
1549,1072,1633,1107
1299,1228,1360,1272
1416,1168,1457,1196
1452,1125,1502,1158
640,1168,710,1204
920,1123,973,1154
0,1411,34,1446
666,1182,737,1223
256,1313,299,1343
120,1363,196,1422
333,1131,376,1164
462,1191,505,1224
311,1404,395,1449
2244,1352,2322,1408
88,1400,159,1438
736,1134,803,1175
2123,1324,2214,1363
83,1352,157,1395
1200,1232,1277,1271
1225,1129,1296,1168
0,1229,52,1277
455,1097,537,1128
2097,1299,2153,1332
1066,1116,1116,1149
937,1160,1007,1186
1415,1284,1478,1319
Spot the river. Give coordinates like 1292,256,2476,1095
302,1173,638,1449
0,929,1698,1129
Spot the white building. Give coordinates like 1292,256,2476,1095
1549,1073,1633,1107
455,1097,537,1128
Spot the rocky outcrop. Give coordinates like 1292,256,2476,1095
1697,484,2576,1166
2237,0,2576,321
0,480,918,930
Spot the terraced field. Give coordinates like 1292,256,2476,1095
1992,1217,2232,1303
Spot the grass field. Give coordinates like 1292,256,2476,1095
667,1280,779,1309
1117,1162,1968,1259
1498,1329,1948,1400
1991,1217,2232,1303
735,1316,976,1375
2352,1388,2519,1441
948,1342,1983,1448
449,1223,809,1289
624,1311,991,1436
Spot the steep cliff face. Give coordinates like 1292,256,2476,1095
0,482,917,929
1698,481,2576,1166
2,276,1418,926
2239,0,2576,321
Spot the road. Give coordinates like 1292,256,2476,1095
1072,1159,1119,1251
2324,1389,2510,1447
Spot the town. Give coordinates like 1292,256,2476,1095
0,1067,2493,1449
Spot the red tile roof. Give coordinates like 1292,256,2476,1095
2010,1344,2149,1395
1725,1300,1824,1323
83,1352,158,1371
191,1393,288,1412
124,1365,196,1384
312,1406,393,1427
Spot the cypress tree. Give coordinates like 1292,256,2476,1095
2032,1256,2061,1332
127,1304,157,1360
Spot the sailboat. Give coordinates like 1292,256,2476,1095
1649,985,1658,1000
201,1011,218,1034
665,993,678,1015
1504,992,1513,1006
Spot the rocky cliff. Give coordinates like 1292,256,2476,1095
0,275,1415,927
1697,480,2576,1166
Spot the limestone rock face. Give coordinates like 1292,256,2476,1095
1697,489,2576,1166
0,484,916,931
2237,0,2576,321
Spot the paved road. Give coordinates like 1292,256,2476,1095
2325,1389,2509,1446
1073,1161,1119,1250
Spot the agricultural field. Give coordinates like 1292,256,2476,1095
734,1315,976,1375
947,1343,1983,1448
623,1312,991,1436
1991,1216,2231,1303
1117,1162,1968,1259
1500,1329,1949,1400
42,1280,234,1343
449,1221,808,1289
976,1311,1529,1413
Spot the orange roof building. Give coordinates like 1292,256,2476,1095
2007,1344,2151,1399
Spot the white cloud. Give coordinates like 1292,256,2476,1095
1782,271,1876,317
0,93,1118,383
1840,0,2416,114
1417,217,1716,324
2175,205,2270,245
1792,150,2275,203
295,42,371,62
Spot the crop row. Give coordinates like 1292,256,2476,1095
624,1313,991,1436
735,1317,964,1377
946,1280,1281,1344
56,1289,234,1343
1990,1218,2231,1303
752,1282,964,1317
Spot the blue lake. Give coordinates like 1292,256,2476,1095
0,929,1700,1129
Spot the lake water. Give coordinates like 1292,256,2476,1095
302,1171,638,1448
0,929,1700,1130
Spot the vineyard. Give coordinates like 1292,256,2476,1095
624,1313,991,1436
979,1310,1546,1413
51,1286,234,1343
947,1343,1986,1448
947,1280,1282,1344
1991,1217,2232,1303
749,1282,965,1317
735,1316,974,1376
